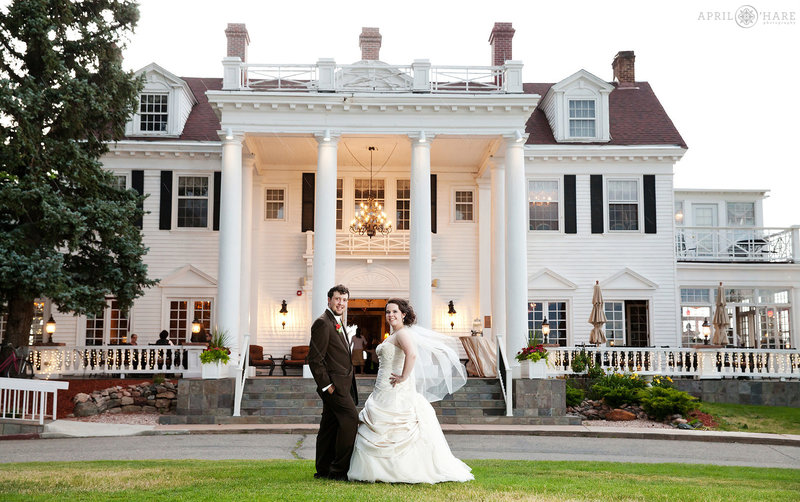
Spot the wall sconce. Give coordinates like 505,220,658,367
447,300,456,330
45,315,56,343
701,318,710,345
191,318,202,334
279,300,289,329
609,339,615,347
541,318,550,339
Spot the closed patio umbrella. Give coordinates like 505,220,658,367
711,282,729,345
589,281,607,345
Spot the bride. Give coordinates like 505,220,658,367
347,298,474,484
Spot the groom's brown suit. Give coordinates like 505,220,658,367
307,309,359,479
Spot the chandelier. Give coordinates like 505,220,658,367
350,146,392,238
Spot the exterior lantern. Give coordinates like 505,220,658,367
191,318,202,334
702,318,711,344
447,300,457,330
45,315,57,335
279,300,289,329
541,318,550,337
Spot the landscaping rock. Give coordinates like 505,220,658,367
121,405,142,413
74,393,90,404
73,402,99,417
70,382,179,418
120,396,134,405
606,409,636,421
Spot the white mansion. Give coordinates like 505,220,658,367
6,23,799,367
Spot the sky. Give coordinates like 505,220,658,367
115,0,800,226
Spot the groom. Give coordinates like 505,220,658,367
307,284,359,480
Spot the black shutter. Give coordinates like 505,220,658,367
213,171,221,231
131,170,144,229
564,175,577,234
159,171,172,230
430,174,437,234
590,174,604,234
643,174,657,234
302,173,315,232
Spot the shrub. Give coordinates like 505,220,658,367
571,350,590,373
566,383,585,407
639,386,698,420
650,375,674,388
586,365,605,380
589,372,647,407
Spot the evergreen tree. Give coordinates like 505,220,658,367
0,0,156,347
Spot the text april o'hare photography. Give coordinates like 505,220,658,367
347,298,473,484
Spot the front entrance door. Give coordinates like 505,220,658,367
625,300,649,347
347,299,387,373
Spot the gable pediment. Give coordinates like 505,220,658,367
600,268,657,291
341,264,403,292
549,69,615,94
159,265,217,288
336,61,414,91
528,268,578,290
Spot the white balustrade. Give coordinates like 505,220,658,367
238,61,515,94
29,346,205,378
544,346,799,379
1,377,69,425
309,231,411,256
676,226,795,262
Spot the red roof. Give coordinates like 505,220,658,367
523,82,687,148
136,77,685,148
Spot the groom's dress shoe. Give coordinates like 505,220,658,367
313,472,328,479
328,472,348,481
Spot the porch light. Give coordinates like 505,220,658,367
279,300,289,329
674,210,684,223
609,339,615,347
349,146,392,239
191,318,202,334
45,316,56,335
702,318,711,344
541,318,550,337
447,300,457,330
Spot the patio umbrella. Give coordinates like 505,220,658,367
711,282,729,345
588,281,607,345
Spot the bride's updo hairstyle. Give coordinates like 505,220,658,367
386,298,416,326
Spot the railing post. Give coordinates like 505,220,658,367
222,56,243,90
503,61,523,93
317,58,336,92
412,59,431,92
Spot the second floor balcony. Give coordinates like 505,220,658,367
676,226,799,263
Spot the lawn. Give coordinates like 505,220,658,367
700,402,800,435
0,459,798,501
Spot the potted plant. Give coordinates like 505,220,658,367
515,343,549,379
200,328,231,379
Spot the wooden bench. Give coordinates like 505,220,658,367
281,345,309,376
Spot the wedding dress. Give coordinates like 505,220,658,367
347,340,474,484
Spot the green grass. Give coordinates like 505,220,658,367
0,459,798,501
700,402,800,435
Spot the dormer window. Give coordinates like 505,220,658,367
568,100,596,138
139,94,169,132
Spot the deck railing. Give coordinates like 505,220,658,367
305,231,411,258
675,226,797,263
0,377,69,425
544,346,800,379
29,346,205,378
223,58,523,94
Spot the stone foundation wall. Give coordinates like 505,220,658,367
512,379,567,417
674,379,800,407
73,382,178,417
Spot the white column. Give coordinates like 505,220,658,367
504,134,528,370
218,131,244,355
312,133,339,318
490,160,506,346
409,133,433,328
240,155,255,339
477,179,492,341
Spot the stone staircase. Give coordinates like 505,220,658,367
160,376,581,426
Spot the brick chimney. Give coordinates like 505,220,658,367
489,22,515,66
359,27,382,61
225,23,250,62
612,51,636,87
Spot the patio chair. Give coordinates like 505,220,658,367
249,344,276,376
280,345,309,375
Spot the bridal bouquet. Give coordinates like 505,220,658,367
515,344,548,363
